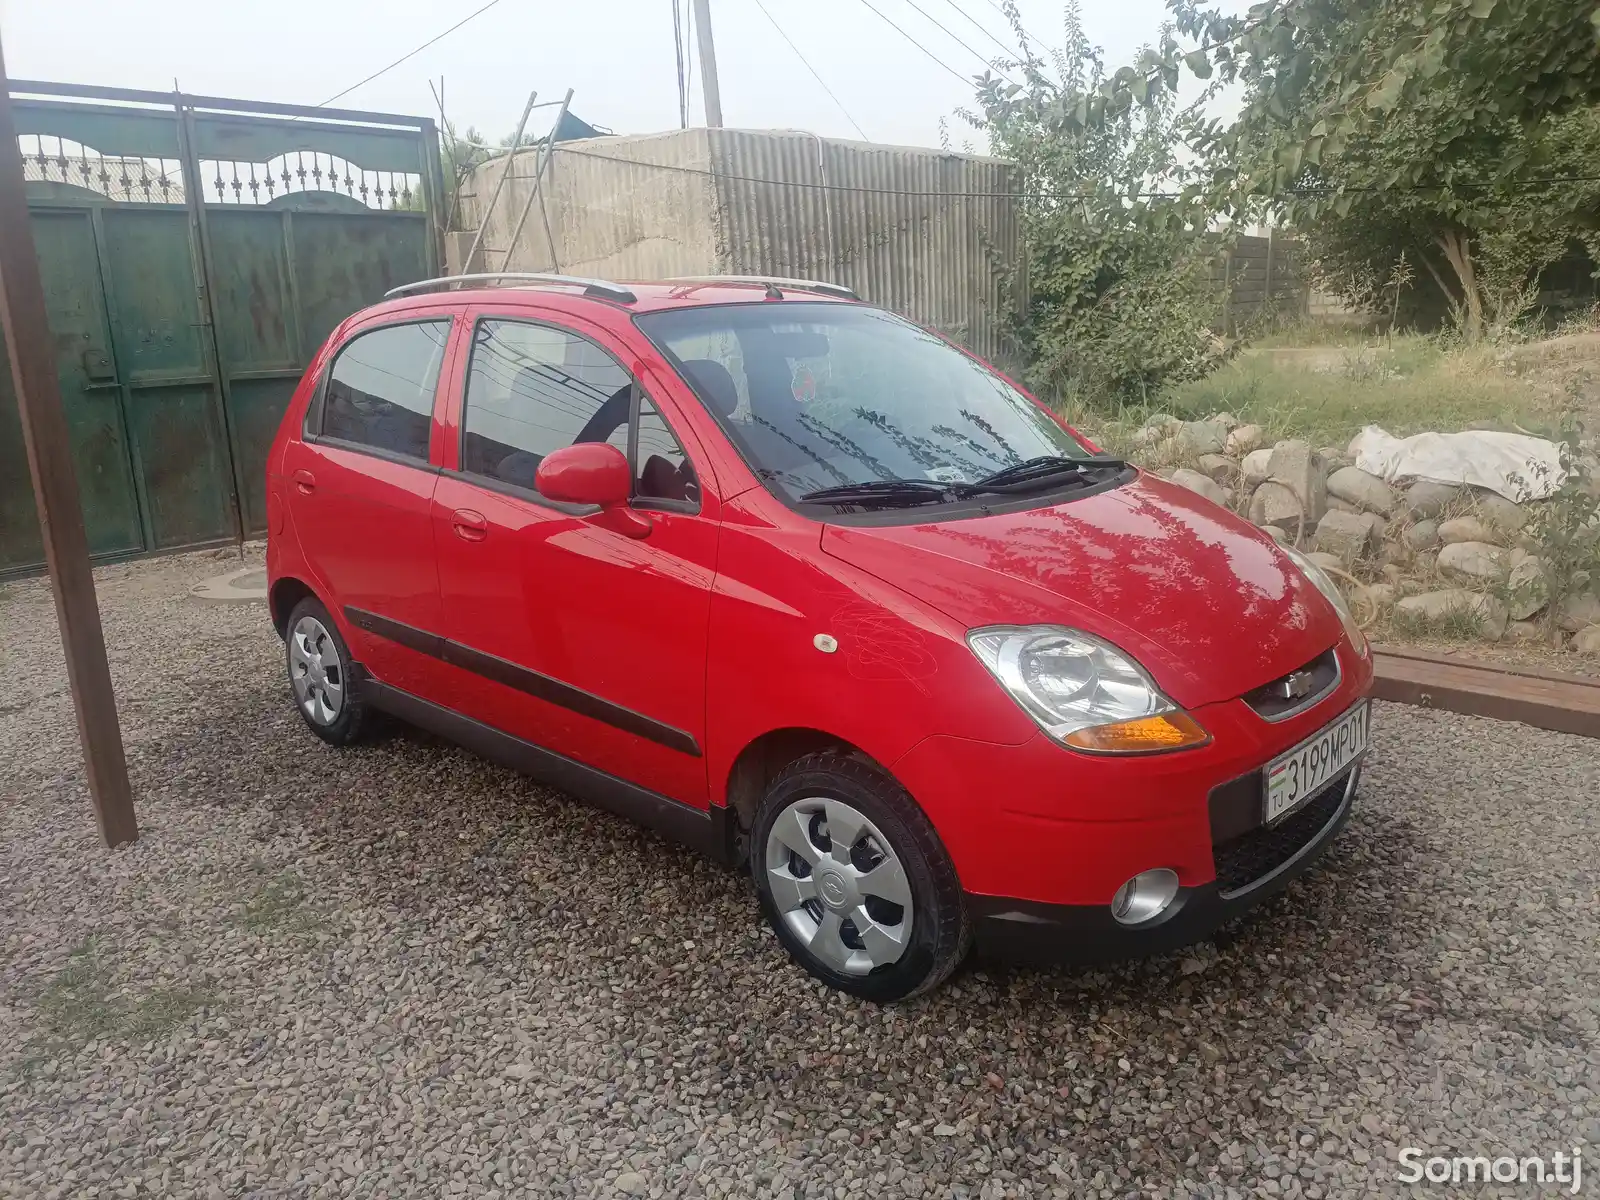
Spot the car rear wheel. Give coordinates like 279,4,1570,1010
284,596,369,746
752,751,970,1002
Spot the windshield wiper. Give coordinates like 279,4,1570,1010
798,455,1128,508
969,453,1127,492
798,479,974,508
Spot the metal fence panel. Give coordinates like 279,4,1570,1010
463,129,1024,368
1,83,442,575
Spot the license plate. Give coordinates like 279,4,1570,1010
1264,702,1369,823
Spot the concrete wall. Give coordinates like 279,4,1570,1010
457,128,1024,367
459,129,721,280
1209,233,1313,332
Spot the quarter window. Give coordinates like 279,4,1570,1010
635,397,697,504
320,320,451,462
461,319,697,505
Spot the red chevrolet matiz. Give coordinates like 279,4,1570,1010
265,272,1373,1001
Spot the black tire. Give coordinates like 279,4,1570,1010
751,751,970,1002
283,596,370,746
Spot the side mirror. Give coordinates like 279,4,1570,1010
535,443,652,538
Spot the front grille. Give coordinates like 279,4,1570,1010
1212,772,1349,896
1243,647,1339,721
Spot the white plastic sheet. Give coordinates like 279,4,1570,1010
1348,425,1567,501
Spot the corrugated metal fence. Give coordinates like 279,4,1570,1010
459,129,1025,369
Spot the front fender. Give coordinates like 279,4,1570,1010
703,517,1036,807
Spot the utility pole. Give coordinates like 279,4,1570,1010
0,40,138,847
692,0,723,128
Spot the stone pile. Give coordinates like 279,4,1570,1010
1134,413,1600,651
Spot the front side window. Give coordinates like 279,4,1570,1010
637,303,1097,506
321,320,452,462
461,318,697,504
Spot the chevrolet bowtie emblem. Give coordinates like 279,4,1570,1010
1279,669,1316,700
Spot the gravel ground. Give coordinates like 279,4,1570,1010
2,550,1598,1200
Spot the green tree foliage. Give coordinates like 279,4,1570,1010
966,3,1229,404
1292,104,1600,337
1167,0,1600,180
1162,0,1600,338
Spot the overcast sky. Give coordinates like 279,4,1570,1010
2,0,1237,151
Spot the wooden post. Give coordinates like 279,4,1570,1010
0,44,137,847
1264,227,1275,322
1222,250,1234,338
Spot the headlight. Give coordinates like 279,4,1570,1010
966,626,1209,754
1281,545,1369,657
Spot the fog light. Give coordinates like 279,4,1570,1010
1110,868,1180,926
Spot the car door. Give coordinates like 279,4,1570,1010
281,313,460,699
430,308,719,808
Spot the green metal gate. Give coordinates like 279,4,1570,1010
0,82,445,576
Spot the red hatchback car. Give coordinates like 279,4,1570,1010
265,272,1373,1001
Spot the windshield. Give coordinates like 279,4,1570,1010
636,303,1095,504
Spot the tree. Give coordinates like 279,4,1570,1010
1161,0,1600,338
1166,0,1600,180
966,3,1229,403
1294,103,1600,335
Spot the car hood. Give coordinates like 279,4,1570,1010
820,472,1342,709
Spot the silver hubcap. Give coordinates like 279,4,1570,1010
764,796,914,976
288,616,344,725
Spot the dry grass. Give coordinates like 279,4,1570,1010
1062,332,1575,454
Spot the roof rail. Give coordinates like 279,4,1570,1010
662,275,860,301
383,272,638,304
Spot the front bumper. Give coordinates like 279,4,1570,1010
889,637,1373,964
966,765,1359,965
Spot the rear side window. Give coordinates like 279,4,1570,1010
320,320,452,462
463,319,695,500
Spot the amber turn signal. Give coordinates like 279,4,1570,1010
1063,711,1210,754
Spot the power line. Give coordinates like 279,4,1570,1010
937,0,1025,62
525,144,1600,201
752,0,870,140
853,0,975,88
974,0,1052,53
672,0,688,129
318,0,505,108
538,143,1156,197
900,0,1019,86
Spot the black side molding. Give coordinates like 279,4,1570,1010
345,606,701,757
361,674,732,864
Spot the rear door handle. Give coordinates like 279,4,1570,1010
292,468,316,494
451,508,488,541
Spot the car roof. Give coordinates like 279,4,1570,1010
357,279,859,323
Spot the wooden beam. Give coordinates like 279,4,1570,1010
0,41,137,846
1371,645,1600,740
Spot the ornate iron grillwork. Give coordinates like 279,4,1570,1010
198,152,418,209
19,135,420,210
19,134,185,203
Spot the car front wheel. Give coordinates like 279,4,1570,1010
752,751,970,1002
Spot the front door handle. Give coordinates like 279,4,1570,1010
451,508,488,541
292,468,316,494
